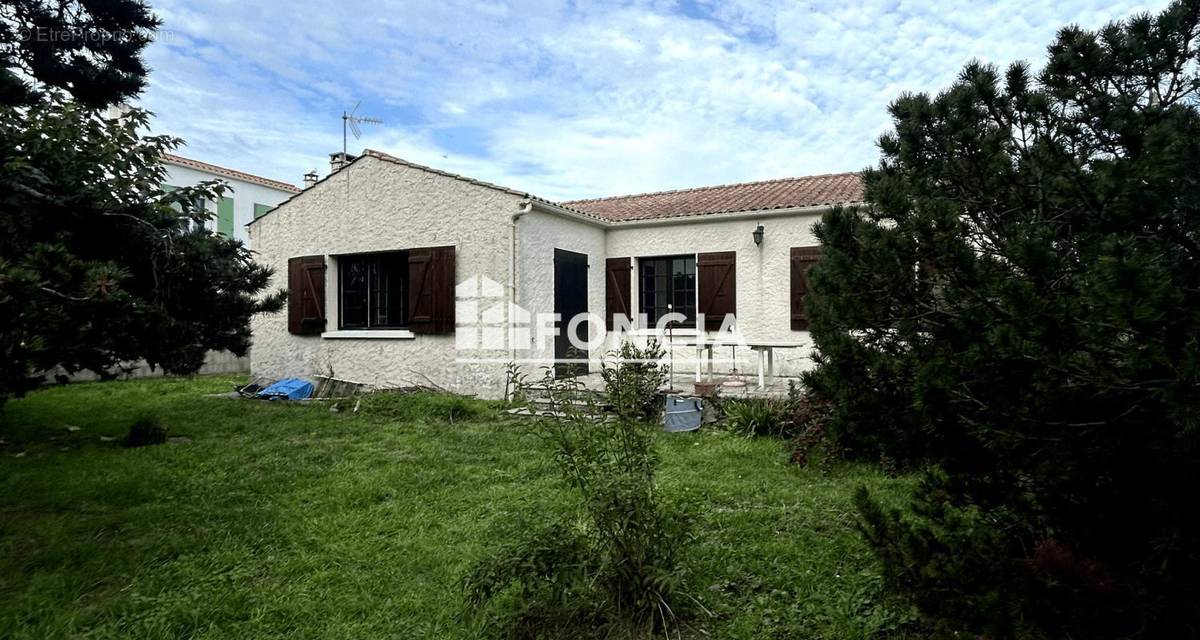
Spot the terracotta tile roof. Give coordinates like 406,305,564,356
162,153,301,193
560,172,864,222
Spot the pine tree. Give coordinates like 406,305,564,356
0,2,284,403
804,2,1200,636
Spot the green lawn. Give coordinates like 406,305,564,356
0,376,912,639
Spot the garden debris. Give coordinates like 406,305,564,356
236,377,273,397
256,378,314,401
223,375,366,403
311,375,366,399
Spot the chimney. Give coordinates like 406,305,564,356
303,170,318,188
329,151,356,174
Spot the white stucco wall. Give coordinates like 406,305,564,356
514,209,607,370
603,212,825,378
248,155,522,397
163,163,295,245
249,152,830,396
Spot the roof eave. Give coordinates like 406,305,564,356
598,202,863,227
162,154,301,194
527,199,611,227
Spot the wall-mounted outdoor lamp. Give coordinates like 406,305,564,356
752,224,765,246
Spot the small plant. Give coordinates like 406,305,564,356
722,382,838,457
463,369,694,637
462,519,601,635
356,390,496,424
723,396,793,438
600,339,668,422
503,362,529,408
123,413,168,447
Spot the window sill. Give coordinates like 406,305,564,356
321,329,415,340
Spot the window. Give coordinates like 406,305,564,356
254,203,272,219
639,255,696,326
339,251,408,329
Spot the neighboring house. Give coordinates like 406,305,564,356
162,153,301,245
248,150,863,397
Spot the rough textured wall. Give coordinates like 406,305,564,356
604,212,824,378
515,210,607,370
248,156,520,398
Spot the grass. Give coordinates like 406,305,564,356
0,376,913,639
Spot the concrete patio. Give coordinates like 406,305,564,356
571,371,801,398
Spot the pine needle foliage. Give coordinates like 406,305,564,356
804,2,1200,636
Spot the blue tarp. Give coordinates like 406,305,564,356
256,378,314,401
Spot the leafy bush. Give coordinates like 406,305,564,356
722,384,836,456
463,371,693,637
785,393,840,469
462,520,601,636
123,413,167,447
600,339,668,421
356,390,496,424
806,3,1200,636
723,397,792,438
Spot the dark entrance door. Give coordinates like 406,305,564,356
554,248,589,378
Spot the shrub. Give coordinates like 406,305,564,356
722,383,835,449
123,413,167,447
723,396,792,438
462,520,601,635
806,3,1200,636
463,371,693,637
600,339,668,422
785,392,840,469
356,390,495,424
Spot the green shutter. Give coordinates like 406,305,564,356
253,203,271,219
161,185,182,212
217,197,235,237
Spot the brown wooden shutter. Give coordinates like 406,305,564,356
605,257,632,330
697,251,736,331
287,255,326,335
408,245,456,334
791,246,822,331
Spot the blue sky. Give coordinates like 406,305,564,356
139,0,1165,200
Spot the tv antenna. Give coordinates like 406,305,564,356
342,101,383,157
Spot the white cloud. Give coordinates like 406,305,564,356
139,0,1170,199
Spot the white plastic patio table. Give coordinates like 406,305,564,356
745,341,806,389
678,339,806,389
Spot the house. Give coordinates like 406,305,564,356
162,153,301,245
247,150,863,397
